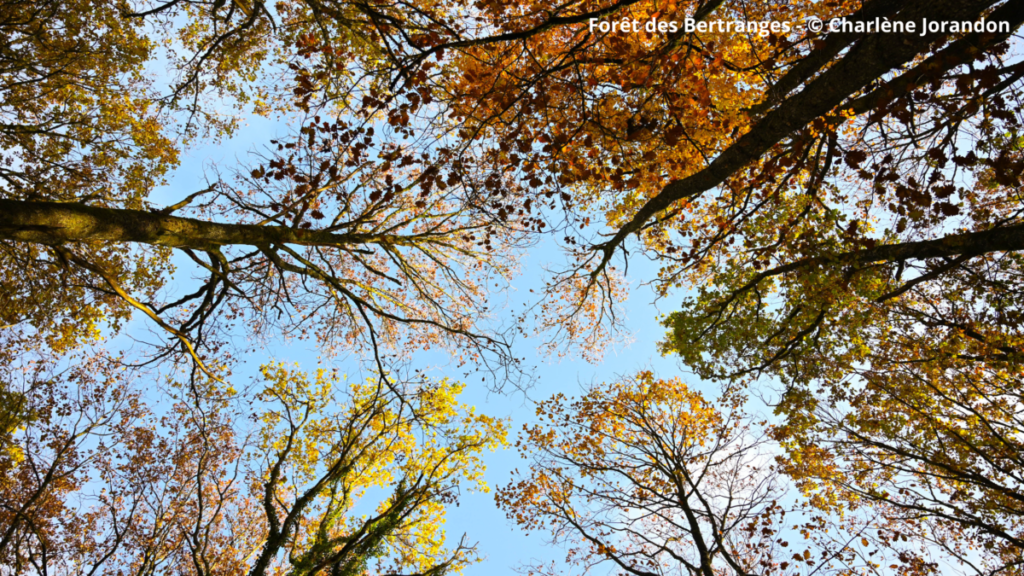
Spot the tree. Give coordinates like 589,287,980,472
496,372,928,576
497,373,783,576
0,133,532,384
0,352,150,573
1,0,546,387
635,2,1024,566
0,0,177,363
0,359,506,576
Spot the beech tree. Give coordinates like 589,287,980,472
5,0,1024,574
497,373,930,576
497,373,788,576
0,358,505,575
0,0,546,386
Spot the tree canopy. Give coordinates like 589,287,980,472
3,0,1024,574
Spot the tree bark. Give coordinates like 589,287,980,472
0,199,395,251
849,223,1024,264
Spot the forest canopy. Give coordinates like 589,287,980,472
2,0,1024,574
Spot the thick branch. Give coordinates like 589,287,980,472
592,0,1019,274
0,199,409,250
730,222,1024,300
847,223,1024,265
